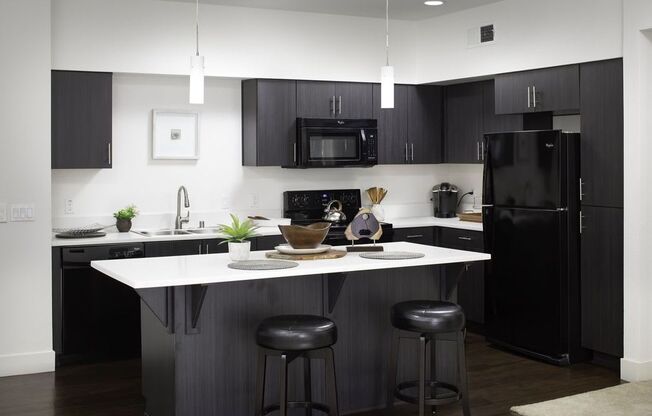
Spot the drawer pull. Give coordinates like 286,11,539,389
406,235,424,239
457,236,472,241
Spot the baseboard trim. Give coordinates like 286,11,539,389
621,357,652,381
0,350,55,377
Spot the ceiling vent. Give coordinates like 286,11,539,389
467,24,495,48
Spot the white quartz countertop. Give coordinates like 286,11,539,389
91,241,490,289
52,216,482,247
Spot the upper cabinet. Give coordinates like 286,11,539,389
579,59,624,208
444,80,522,164
52,71,113,169
372,84,442,164
242,79,297,167
297,81,373,119
494,64,580,114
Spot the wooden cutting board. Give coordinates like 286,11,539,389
457,212,482,223
265,249,347,261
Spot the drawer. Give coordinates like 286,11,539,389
438,228,483,251
393,227,435,246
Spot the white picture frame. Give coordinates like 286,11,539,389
152,110,200,160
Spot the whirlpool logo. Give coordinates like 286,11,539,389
545,143,555,149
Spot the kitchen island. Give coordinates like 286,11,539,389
92,242,489,416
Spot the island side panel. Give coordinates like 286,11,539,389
327,265,456,413
173,275,324,416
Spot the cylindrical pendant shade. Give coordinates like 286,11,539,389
380,65,394,109
189,55,205,104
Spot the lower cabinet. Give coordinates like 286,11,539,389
392,227,436,246
437,228,485,326
145,238,226,257
580,205,624,357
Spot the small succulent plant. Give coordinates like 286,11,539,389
219,214,259,243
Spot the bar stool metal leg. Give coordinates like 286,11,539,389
418,336,427,416
457,331,471,416
386,329,400,409
304,357,312,416
279,353,288,416
324,347,340,416
429,334,437,415
254,349,267,416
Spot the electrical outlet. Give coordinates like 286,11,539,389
220,194,232,210
249,194,259,208
10,203,35,222
0,203,7,223
64,199,74,215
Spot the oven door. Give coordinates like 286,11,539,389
299,128,368,167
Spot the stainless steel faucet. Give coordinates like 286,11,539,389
175,186,190,229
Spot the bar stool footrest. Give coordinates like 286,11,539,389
262,401,331,415
394,380,461,407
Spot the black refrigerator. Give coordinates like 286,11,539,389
482,130,585,365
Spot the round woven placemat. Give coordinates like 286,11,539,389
359,251,425,260
227,260,299,270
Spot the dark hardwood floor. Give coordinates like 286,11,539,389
0,334,619,416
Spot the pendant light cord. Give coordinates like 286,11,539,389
195,0,200,56
385,0,390,66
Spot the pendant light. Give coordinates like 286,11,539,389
380,0,394,109
189,0,205,104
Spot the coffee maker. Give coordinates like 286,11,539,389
432,183,459,218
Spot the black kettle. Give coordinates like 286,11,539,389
432,183,459,218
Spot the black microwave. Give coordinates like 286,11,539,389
292,118,378,168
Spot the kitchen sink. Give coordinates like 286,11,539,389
133,229,192,236
187,228,223,235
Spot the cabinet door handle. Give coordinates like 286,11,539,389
108,142,112,166
331,96,336,115
198,244,202,254
405,143,409,162
407,234,424,239
481,141,485,161
580,212,585,234
527,86,531,108
293,142,297,164
411,143,414,161
532,85,537,108
458,236,472,241
579,178,584,201
205,243,209,254
338,96,342,115
477,142,480,161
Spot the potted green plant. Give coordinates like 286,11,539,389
113,204,139,233
219,214,259,261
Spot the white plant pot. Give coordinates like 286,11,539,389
228,241,251,261
371,204,385,222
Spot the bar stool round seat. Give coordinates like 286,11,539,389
256,314,337,351
391,300,465,334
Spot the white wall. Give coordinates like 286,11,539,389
0,0,54,377
52,0,418,83
621,0,652,382
415,0,623,83
52,74,482,229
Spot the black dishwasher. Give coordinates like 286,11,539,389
55,244,143,365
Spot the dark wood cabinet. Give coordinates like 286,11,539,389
438,228,485,325
580,206,623,357
242,79,297,167
580,59,624,208
444,80,521,164
51,70,112,169
145,240,204,257
373,84,409,164
445,82,484,164
408,86,443,164
254,235,287,251
373,84,442,164
297,81,372,119
495,65,579,114
204,239,228,254
392,227,435,246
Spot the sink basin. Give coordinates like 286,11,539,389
187,228,223,235
133,229,192,236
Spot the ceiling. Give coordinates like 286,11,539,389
162,0,505,21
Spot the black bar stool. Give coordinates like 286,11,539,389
386,300,471,416
254,314,339,416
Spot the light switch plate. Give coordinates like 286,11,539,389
10,203,35,222
0,203,7,223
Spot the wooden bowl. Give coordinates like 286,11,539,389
278,222,331,249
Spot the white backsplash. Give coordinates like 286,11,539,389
51,74,484,230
